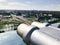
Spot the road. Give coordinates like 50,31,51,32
14,16,32,24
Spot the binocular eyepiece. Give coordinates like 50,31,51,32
17,22,60,45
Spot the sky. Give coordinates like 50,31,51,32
0,0,60,11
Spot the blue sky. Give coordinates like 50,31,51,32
0,0,60,11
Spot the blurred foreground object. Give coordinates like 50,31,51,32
17,22,60,45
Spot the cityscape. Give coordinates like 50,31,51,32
0,10,60,32
0,10,60,45
0,0,60,45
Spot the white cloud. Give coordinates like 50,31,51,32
0,0,7,2
25,1,31,4
8,2,28,6
0,2,30,10
0,1,60,11
41,4,60,11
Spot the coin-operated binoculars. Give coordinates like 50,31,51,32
31,21,47,28
17,23,60,45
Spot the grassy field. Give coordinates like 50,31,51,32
0,20,23,29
